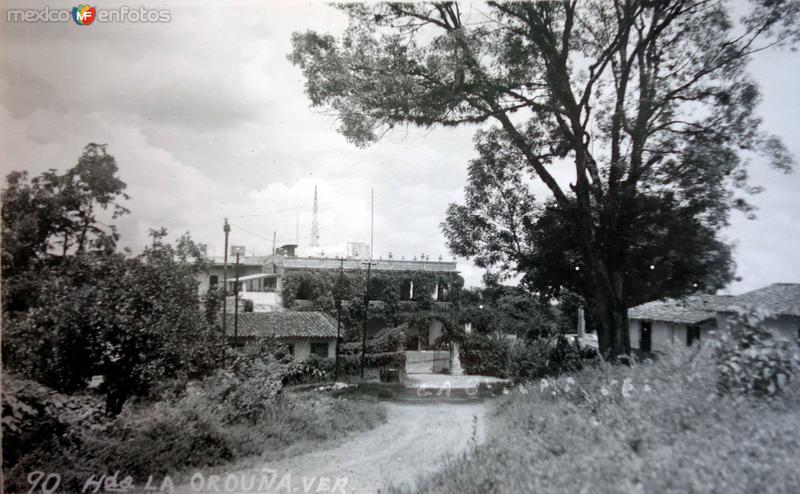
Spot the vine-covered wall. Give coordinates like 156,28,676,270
281,269,464,341
281,269,464,308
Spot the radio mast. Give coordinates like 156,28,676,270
311,185,320,247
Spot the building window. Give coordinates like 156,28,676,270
310,342,329,359
687,325,701,347
209,275,218,287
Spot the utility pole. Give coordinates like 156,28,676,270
360,189,375,378
234,250,241,339
360,259,375,378
370,188,374,259
272,231,276,255
222,218,230,365
334,257,344,381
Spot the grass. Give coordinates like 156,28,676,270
4,390,387,493
388,346,800,494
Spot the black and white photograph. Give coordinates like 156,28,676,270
2,1,800,492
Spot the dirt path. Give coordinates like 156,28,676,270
175,401,490,494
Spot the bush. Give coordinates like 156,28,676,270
4,378,388,493
192,336,291,424
459,334,509,377
341,324,407,355
507,335,592,381
283,356,336,385
713,307,800,397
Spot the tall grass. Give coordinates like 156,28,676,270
391,345,800,494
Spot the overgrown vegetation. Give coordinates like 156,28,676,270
281,268,463,342
390,340,800,494
3,372,386,493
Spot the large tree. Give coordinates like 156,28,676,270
1,143,129,311
290,1,797,356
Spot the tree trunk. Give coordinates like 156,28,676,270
591,265,630,359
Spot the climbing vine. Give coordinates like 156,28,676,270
281,269,464,339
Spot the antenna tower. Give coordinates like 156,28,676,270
311,185,320,247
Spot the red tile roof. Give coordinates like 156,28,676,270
628,294,734,324
223,311,337,339
722,283,800,317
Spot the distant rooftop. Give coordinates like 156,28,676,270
629,294,735,324
210,254,458,272
281,256,458,272
629,283,800,324
723,283,800,317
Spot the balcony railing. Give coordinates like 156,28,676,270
283,257,458,272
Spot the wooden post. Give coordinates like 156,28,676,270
234,251,240,339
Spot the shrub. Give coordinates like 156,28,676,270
459,334,509,377
713,306,800,397
341,324,408,355
507,335,592,381
192,337,291,424
283,356,336,385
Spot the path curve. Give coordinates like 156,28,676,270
176,401,490,494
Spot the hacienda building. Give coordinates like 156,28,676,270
198,243,462,359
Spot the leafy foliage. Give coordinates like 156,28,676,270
1,144,130,312
713,307,800,397
2,230,222,415
281,268,463,340
459,333,511,378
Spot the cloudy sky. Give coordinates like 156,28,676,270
1,1,799,292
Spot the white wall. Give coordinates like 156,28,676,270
284,339,336,361
629,319,715,351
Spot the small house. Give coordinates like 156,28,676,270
628,283,800,353
224,311,338,361
628,294,735,352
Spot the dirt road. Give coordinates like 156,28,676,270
175,401,490,494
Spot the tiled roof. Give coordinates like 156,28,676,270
223,311,337,339
722,283,800,317
628,294,735,324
